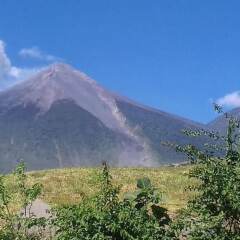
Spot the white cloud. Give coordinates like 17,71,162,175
0,40,12,79
0,40,41,90
216,91,240,108
19,46,60,62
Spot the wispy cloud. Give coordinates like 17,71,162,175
0,40,15,79
0,40,42,90
216,91,240,108
19,46,61,62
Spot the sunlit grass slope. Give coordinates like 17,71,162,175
21,166,195,212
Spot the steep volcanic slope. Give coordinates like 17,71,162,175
0,64,206,172
114,96,207,164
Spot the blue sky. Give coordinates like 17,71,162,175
0,1,240,123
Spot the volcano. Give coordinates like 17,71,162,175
0,63,205,172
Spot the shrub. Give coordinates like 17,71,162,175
54,162,170,240
166,105,240,239
0,162,48,240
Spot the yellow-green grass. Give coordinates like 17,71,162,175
4,166,197,214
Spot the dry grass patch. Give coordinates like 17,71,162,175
18,165,196,212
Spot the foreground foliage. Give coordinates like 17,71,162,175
0,162,48,240
165,106,240,239
54,162,170,239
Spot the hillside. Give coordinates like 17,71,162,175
115,99,207,163
6,166,195,212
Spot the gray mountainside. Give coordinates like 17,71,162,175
0,64,207,172
207,107,240,133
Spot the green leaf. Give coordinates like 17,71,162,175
137,177,152,189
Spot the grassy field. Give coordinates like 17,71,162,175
4,165,195,213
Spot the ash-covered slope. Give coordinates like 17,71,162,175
114,96,207,164
0,64,127,131
0,64,206,172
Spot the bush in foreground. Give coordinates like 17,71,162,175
53,162,170,240
0,162,48,240
165,106,240,239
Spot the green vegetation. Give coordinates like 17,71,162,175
0,162,48,240
54,162,170,239
165,105,240,239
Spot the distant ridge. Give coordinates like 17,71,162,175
207,107,240,133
